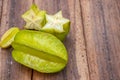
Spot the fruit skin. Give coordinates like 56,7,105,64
12,30,68,73
12,50,66,73
0,27,19,48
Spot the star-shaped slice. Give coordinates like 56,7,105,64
42,11,70,33
22,4,46,30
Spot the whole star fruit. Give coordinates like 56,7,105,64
22,4,46,30
0,27,19,48
12,30,68,73
41,11,70,41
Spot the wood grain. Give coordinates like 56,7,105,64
0,0,120,80
80,0,120,80
0,0,3,25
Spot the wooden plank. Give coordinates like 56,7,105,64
33,0,90,80
80,0,120,80
66,0,90,80
0,0,3,25
0,0,33,80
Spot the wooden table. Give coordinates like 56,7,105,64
0,0,120,80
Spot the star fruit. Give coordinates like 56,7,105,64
22,4,46,30
41,11,70,41
12,30,68,73
0,27,19,48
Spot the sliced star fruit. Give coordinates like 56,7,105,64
22,4,46,30
0,27,19,48
12,30,68,73
41,11,70,41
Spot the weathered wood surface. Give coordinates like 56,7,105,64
0,0,119,80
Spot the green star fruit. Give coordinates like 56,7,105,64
0,27,19,48
41,11,70,41
12,30,68,73
22,4,46,30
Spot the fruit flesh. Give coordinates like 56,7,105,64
0,27,19,48
41,11,70,41
12,30,68,73
22,4,46,30
22,4,70,41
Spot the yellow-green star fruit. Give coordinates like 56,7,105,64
22,4,46,30
0,27,19,48
12,30,68,73
41,11,70,41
